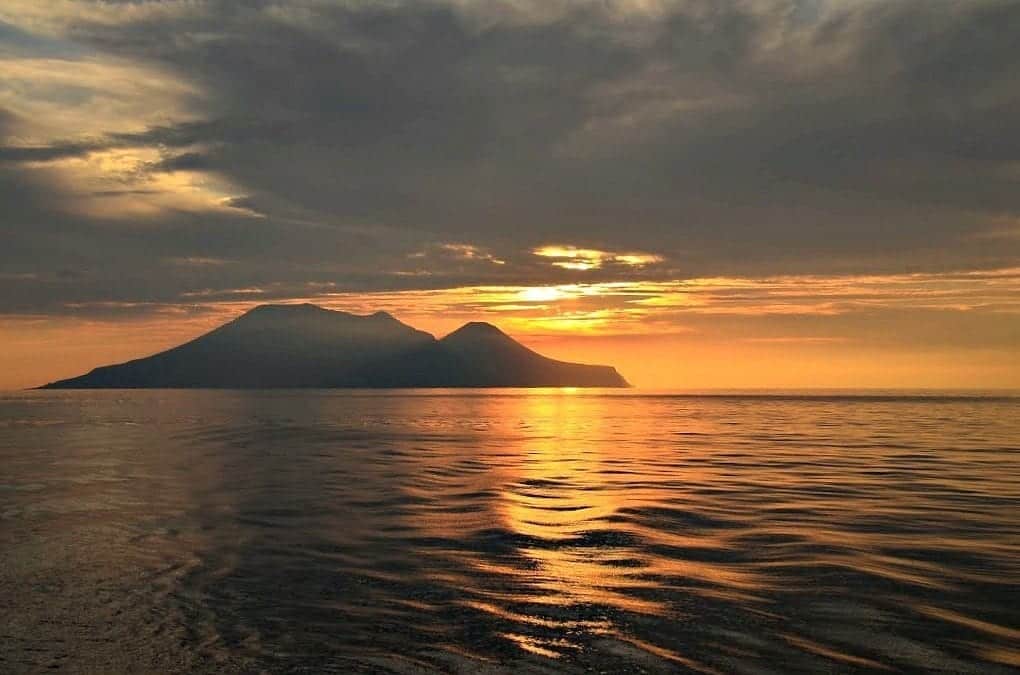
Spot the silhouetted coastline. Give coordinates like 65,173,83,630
40,304,629,389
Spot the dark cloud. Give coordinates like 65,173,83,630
1,0,1019,316
0,141,99,162
0,108,102,163
149,151,212,172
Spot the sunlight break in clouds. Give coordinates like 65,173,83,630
301,268,1020,334
533,246,664,271
0,49,251,219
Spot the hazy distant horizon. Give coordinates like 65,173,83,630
4,301,1019,390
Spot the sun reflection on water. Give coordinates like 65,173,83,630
8,390,1017,672
497,394,668,620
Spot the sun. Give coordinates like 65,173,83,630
519,287,568,303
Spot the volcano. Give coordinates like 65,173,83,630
40,304,629,389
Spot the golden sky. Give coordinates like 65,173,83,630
3,268,1018,389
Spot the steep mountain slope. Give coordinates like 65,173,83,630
436,322,628,387
42,304,434,388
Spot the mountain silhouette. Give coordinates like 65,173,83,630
40,304,629,388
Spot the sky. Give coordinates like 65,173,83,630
1,0,1018,390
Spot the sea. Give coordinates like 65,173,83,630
1,389,1018,673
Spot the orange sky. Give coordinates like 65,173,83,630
2,316,1016,391
3,271,1018,390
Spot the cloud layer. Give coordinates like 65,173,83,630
1,0,1019,339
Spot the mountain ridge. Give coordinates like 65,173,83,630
39,304,629,389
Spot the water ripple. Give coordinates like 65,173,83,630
1,389,1018,673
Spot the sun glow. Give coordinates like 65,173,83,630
4,269,1020,390
518,287,571,302
533,245,664,270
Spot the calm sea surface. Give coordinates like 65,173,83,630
1,390,1018,673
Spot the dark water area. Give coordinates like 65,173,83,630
1,390,1018,673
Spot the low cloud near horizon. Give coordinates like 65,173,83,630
1,0,1018,387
